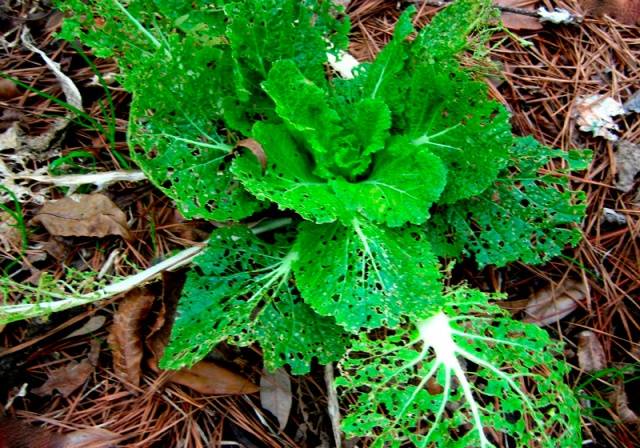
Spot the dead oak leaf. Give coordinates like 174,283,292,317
33,340,100,397
614,140,640,193
495,0,543,30
577,330,607,372
107,288,156,390
523,279,586,325
32,193,132,240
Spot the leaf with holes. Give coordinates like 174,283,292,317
337,287,582,448
293,220,442,332
160,227,347,375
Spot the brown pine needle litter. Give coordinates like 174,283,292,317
1,0,639,446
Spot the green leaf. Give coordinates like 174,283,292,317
293,220,442,332
413,0,496,61
127,35,263,221
224,0,348,107
360,7,415,100
406,61,513,204
427,137,588,267
333,137,447,227
160,227,347,375
232,123,344,223
337,287,582,448
262,60,343,178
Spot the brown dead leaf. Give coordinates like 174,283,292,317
237,138,266,171
609,381,640,424
0,416,65,448
33,340,100,397
61,428,120,448
614,140,640,193
0,417,118,448
32,194,132,240
260,368,293,430
156,359,260,395
581,0,640,24
145,274,258,395
523,279,586,325
0,78,20,100
577,330,607,372
0,212,23,253
64,315,107,340
495,0,543,30
107,288,156,389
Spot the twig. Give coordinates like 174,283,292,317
410,0,582,22
0,218,294,323
325,363,342,447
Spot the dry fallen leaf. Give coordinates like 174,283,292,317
609,381,640,424
0,417,118,448
577,330,607,372
523,279,586,325
0,211,23,253
237,138,266,171
260,368,293,431
160,360,260,395
0,78,20,100
33,339,100,397
32,193,132,240
581,0,640,24
574,94,625,141
144,274,259,395
494,0,543,30
107,288,156,389
61,428,120,448
64,315,107,340
614,140,640,193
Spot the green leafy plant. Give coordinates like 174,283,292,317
54,0,588,445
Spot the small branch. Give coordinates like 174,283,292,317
0,218,295,323
325,363,342,447
410,0,582,22
14,170,147,191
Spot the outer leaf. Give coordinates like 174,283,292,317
360,7,415,100
224,0,349,129
333,137,447,227
293,220,442,332
337,287,582,448
128,35,263,220
406,61,512,204
160,227,347,375
427,137,589,267
413,0,496,61
232,123,344,223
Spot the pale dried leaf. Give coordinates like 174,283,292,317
327,50,360,78
33,340,100,397
107,289,156,389
32,193,132,240
260,368,293,430
64,315,107,340
602,207,627,225
623,90,640,113
0,211,23,252
609,382,640,424
537,7,576,23
577,330,607,372
574,95,625,141
614,140,640,193
62,428,120,448
523,279,586,325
